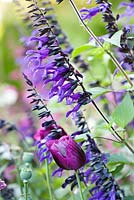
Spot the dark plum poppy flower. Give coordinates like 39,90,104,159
34,126,55,141
46,135,86,170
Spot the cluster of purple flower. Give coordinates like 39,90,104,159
80,0,118,37
24,2,92,118
21,0,126,199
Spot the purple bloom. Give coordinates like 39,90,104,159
66,92,92,117
46,135,86,170
119,2,134,19
52,168,63,177
80,3,109,20
0,179,6,190
84,135,124,200
80,7,100,20
120,2,134,7
94,0,119,37
23,3,92,118
34,125,67,163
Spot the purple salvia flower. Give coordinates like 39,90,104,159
80,3,109,20
0,179,7,190
80,7,101,20
69,112,124,199
84,135,124,200
95,0,119,37
80,4,109,20
24,3,92,117
52,168,63,177
119,1,134,18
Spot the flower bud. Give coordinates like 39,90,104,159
46,135,86,170
20,164,32,180
22,152,34,163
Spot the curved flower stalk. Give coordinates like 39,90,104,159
80,0,119,38
41,0,89,71
95,0,119,37
85,135,124,200
75,113,124,200
61,111,124,199
24,74,86,169
80,0,118,38
23,0,134,155
23,1,92,118
80,0,134,73
57,0,133,88
119,27,134,71
25,30,123,200
15,0,89,72
24,74,85,200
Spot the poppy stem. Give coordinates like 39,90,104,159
75,170,84,200
23,180,28,200
45,159,53,200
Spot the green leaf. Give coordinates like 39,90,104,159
108,153,134,165
112,93,134,128
125,196,134,200
74,133,87,143
89,87,111,98
71,44,95,58
104,30,123,47
110,164,124,176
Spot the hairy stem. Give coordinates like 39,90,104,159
75,170,84,200
67,0,134,155
69,0,133,87
16,164,23,194
24,180,28,200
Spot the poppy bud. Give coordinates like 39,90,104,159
34,125,67,141
46,135,86,170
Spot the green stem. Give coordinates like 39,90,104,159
16,164,23,194
45,160,53,200
24,180,28,200
69,0,133,87
75,170,84,200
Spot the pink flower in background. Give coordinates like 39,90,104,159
34,125,67,141
3,165,16,181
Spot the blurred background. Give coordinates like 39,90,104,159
1,0,134,199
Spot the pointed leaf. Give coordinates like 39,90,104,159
112,93,134,128
71,44,95,58
104,30,123,47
